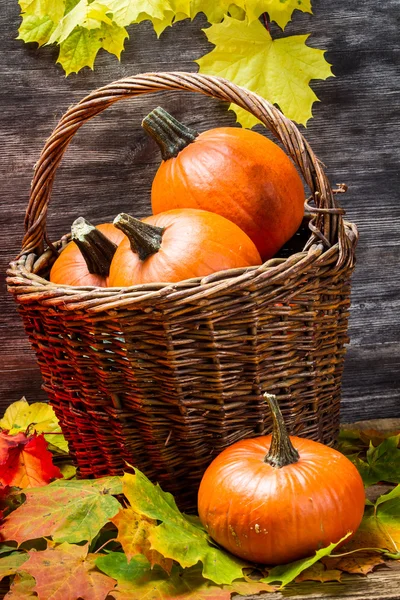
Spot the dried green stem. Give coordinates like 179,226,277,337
71,217,117,276
113,213,164,261
264,393,300,468
142,106,199,160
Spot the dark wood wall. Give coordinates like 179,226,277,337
1,1,399,421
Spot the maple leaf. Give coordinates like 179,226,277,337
19,0,66,22
228,579,277,595
196,15,333,127
17,14,56,46
191,0,245,23
106,0,172,27
262,534,351,588
57,26,103,74
344,485,400,556
122,470,247,584
4,572,37,599
0,398,68,454
322,552,385,575
294,561,342,583
112,505,173,573
0,552,28,582
0,432,62,489
21,542,116,600
48,0,112,44
99,21,129,58
97,555,274,600
1,477,122,545
245,0,313,29
352,436,400,486
339,424,400,456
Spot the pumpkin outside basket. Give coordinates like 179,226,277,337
7,72,358,512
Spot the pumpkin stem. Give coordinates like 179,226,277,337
142,106,199,160
71,217,118,276
113,213,164,261
263,393,300,468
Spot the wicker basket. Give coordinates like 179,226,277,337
7,72,358,511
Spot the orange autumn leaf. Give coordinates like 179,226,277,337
112,506,173,574
322,552,385,575
0,432,62,488
21,542,115,600
295,562,342,583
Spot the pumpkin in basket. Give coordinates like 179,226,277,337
142,107,305,260
108,208,262,286
198,394,365,565
50,217,125,287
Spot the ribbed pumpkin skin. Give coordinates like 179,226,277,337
108,208,262,286
151,128,305,260
198,436,365,565
50,224,125,287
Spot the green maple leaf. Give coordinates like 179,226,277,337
196,15,333,126
350,436,400,487
0,398,68,454
344,485,400,557
262,534,351,588
57,26,103,74
97,555,274,600
245,0,313,29
17,14,56,46
121,470,247,585
1,477,122,545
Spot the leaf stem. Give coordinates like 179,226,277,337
94,538,118,554
329,547,386,557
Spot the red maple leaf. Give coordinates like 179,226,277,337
0,431,62,488
0,483,9,522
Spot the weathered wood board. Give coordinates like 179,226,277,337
0,1,399,421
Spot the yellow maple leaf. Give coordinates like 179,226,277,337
196,15,333,127
245,0,313,29
0,397,68,453
191,0,246,23
112,505,173,573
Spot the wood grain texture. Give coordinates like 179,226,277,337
1,0,399,422
234,561,400,600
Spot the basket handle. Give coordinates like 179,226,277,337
21,72,347,261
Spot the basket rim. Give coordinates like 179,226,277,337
7,220,358,313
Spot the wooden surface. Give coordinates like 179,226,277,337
235,562,400,600
1,1,399,420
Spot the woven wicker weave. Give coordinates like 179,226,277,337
7,72,358,511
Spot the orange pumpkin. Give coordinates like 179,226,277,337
50,218,125,287
198,394,365,565
108,208,262,286
142,107,305,260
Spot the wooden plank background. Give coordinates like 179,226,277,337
1,1,399,421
